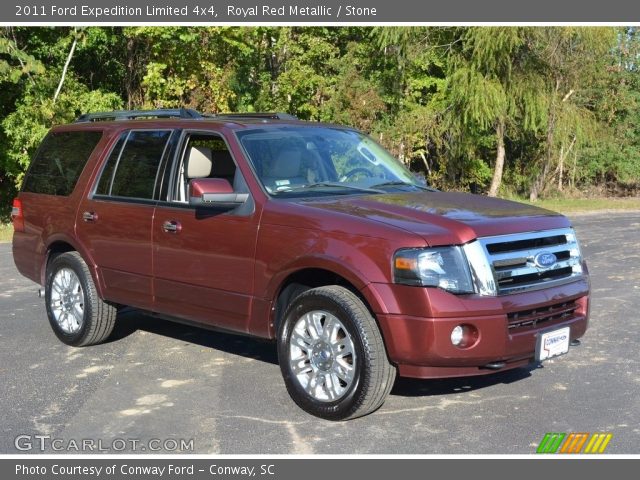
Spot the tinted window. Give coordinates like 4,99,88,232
98,130,171,199
95,133,127,195
23,131,102,196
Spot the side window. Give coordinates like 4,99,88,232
23,130,102,196
95,133,127,195
172,133,239,203
95,130,172,200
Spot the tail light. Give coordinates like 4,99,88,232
11,198,25,232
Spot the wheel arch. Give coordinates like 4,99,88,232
42,235,105,299
266,257,387,337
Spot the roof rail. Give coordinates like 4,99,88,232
74,109,299,123
213,112,298,121
74,108,203,123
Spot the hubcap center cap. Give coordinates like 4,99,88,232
62,293,74,309
311,341,333,371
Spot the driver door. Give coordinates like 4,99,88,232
152,131,260,333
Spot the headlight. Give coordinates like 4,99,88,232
393,246,475,294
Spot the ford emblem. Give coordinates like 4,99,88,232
534,251,557,269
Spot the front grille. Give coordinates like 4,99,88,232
478,228,583,295
507,300,578,330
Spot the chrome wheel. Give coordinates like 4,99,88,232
50,268,85,334
289,310,356,402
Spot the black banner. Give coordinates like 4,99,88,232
4,0,640,23
3,459,637,480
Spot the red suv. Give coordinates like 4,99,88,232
11,109,590,420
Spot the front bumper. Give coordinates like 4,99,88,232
364,277,590,379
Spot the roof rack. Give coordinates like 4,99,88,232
213,112,299,121
74,109,298,123
74,108,202,123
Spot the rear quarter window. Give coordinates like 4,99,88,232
22,130,103,196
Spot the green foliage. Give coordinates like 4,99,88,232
128,27,241,111
0,35,45,82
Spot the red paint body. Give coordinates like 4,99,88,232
12,119,590,379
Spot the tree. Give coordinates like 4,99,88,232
447,27,547,196
527,27,616,201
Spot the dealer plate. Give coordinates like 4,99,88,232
536,326,570,362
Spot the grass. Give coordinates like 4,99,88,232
516,197,640,214
0,223,14,243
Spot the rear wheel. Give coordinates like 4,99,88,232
45,252,116,347
278,285,396,420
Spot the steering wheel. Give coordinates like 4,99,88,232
341,167,375,182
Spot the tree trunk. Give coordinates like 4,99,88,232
125,36,135,109
53,29,77,104
558,144,564,191
488,119,506,197
571,149,578,189
530,79,561,201
419,151,431,176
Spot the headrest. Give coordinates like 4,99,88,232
270,148,302,178
186,146,212,178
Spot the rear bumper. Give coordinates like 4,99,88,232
12,231,44,285
364,277,590,379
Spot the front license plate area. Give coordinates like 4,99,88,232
536,326,570,362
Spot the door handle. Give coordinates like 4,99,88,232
82,211,98,222
162,220,182,234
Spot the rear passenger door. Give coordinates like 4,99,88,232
76,129,175,310
151,130,260,332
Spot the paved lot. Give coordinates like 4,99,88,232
1,212,639,454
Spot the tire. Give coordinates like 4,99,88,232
45,252,117,347
277,285,396,420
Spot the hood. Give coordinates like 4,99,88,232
296,191,570,246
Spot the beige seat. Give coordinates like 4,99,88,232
176,146,214,202
186,146,213,179
262,148,308,192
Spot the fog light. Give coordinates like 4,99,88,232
451,325,464,346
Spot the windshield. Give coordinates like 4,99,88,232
236,126,425,196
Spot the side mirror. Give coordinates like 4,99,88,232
189,178,249,209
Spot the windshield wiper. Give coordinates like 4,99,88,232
370,180,436,191
275,182,383,194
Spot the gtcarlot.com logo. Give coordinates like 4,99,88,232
536,432,613,454
14,435,194,452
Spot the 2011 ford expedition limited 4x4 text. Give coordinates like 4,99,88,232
11,109,590,420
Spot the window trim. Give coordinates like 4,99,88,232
104,130,130,196
90,128,174,203
154,129,182,202
89,130,129,198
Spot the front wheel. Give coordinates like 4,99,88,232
277,286,396,420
